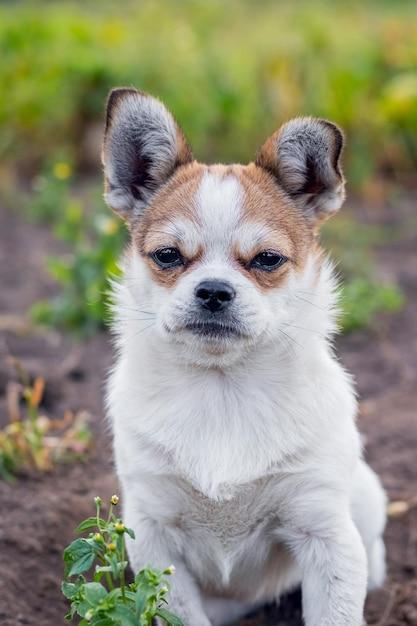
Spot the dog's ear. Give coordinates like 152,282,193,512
256,117,345,224
102,88,193,221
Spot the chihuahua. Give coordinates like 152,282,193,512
103,88,386,626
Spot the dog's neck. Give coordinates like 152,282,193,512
108,256,353,500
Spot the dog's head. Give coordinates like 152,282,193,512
103,88,345,366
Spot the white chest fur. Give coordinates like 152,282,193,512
108,328,357,500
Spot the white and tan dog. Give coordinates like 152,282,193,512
103,88,387,626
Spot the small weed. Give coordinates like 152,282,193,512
0,356,91,481
62,495,183,626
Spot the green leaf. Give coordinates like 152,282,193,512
61,581,80,600
155,608,185,626
76,600,92,618
64,538,97,576
124,527,135,540
84,582,108,607
135,584,155,616
91,619,115,626
135,568,161,587
109,604,138,626
105,553,120,578
124,590,137,602
106,588,124,602
76,517,107,533
69,551,96,576
64,538,93,560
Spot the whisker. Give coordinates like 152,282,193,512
295,289,320,297
116,304,155,316
131,322,156,338
116,317,156,324
294,294,326,311
283,322,325,339
278,328,302,351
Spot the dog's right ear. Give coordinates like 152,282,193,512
255,117,345,226
102,88,193,222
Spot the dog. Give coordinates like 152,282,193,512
103,88,387,626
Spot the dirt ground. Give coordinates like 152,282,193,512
0,196,416,626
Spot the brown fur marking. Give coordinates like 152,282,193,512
134,162,205,288
234,163,313,291
133,162,314,291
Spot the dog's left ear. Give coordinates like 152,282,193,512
102,88,193,222
256,117,345,224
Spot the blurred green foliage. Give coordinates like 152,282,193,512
322,217,405,332
1,0,410,335
340,279,404,333
1,0,417,189
29,165,125,335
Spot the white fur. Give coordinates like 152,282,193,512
107,171,386,626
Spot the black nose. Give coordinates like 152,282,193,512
195,280,236,313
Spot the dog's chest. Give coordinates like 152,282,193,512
170,474,292,594
182,479,275,542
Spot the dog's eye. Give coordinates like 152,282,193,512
250,250,288,271
152,247,183,269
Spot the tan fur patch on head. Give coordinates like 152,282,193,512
233,163,313,290
132,160,314,291
133,162,205,288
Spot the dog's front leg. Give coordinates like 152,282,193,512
123,514,211,626
279,490,367,626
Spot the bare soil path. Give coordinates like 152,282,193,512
0,197,416,626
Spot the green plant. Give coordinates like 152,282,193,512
322,215,405,333
62,495,183,626
25,160,73,222
29,170,126,335
0,356,91,481
340,277,405,333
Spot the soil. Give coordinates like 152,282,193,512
0,196,416,626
